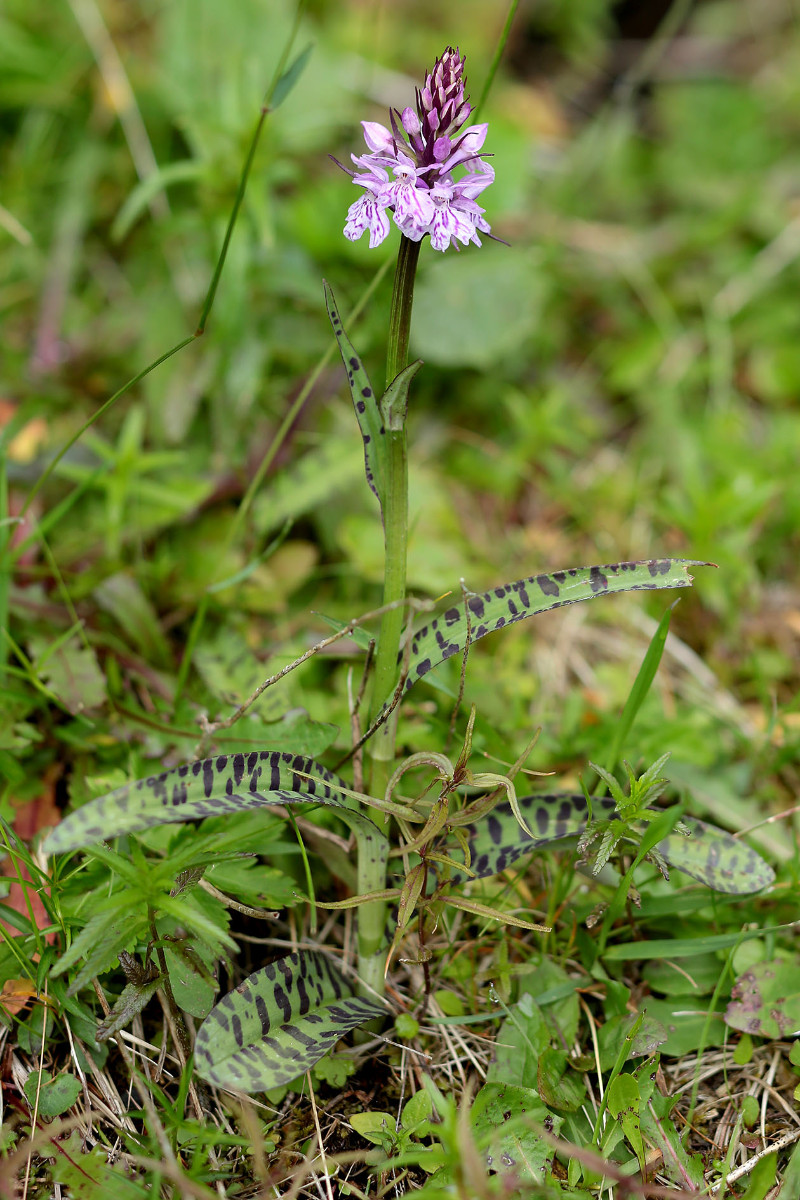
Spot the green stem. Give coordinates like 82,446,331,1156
358,235,420,1001
368,234,420,780
385,235,421,389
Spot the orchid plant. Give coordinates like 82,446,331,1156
44,47,773,1096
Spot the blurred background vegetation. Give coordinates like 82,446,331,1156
2,0,800,849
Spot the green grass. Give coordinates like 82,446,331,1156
2,0,800,1196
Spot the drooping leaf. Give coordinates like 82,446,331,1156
325,281,386,506
393,559,705,703
44,750,372,849
441,793,774,895
194,950,384,1091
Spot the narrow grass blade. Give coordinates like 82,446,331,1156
597,601,676,792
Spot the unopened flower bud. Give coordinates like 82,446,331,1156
401,107,420,136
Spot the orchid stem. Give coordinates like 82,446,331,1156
358,234,420,1001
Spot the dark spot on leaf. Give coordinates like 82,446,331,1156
589,566,608,593
487,814,503,845
537,573,560,596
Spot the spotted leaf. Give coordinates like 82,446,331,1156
444,794,773,895
392,559,705,703
195,949,384,1091
656,819,774,894
325,281,386,506
42,751,388,885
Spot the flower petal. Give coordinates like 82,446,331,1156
344,193,391,248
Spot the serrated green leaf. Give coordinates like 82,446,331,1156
192,627,285,714
251,436,364,537
53,906,149,994
442,793,773,894
393,559,704,704
194,950,384,1091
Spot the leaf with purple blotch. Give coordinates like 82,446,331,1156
391,559,707,705
43,750,388,890
324,281,387,507
195,949,384,1091
442,791,773,895
726,957,800,1039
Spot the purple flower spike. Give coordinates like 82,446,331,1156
338,46,494,252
